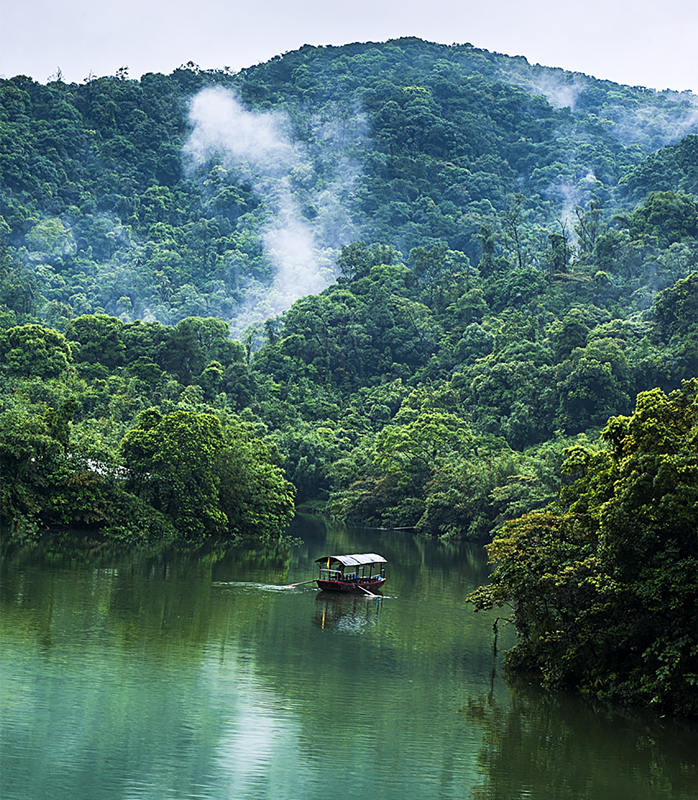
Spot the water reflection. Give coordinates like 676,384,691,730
314,592,382,633
211,670,304,799
464,684,698,800
0,516,695,800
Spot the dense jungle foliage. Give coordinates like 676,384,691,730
468,379,698,716
0,38,696,713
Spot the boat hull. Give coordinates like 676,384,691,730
316,576,386,594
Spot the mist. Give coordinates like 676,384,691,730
502,61,698,151
504,65,585,111
184,87,364,332
610,91,698,149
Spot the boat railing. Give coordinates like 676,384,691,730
319,568,385,582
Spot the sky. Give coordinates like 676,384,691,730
1,0,697,93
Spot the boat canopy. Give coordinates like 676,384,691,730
315,553,387,567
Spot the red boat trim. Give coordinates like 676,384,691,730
316,577,386,593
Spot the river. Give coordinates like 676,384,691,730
0,516,695,799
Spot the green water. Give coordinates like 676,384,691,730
0,517,695,800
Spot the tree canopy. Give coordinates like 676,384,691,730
468,380,698,716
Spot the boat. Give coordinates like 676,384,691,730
314,553,387,594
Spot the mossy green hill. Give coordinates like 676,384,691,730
2,37,698,323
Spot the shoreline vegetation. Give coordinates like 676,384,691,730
0,38,696,716
468,379,698,719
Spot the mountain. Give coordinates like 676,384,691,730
2,37,697,327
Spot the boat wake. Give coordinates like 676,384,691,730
211,581,317,592
212,581,396,600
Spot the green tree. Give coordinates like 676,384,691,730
0,324,73,379
469,380,698,717
0,404,63,535
374,409,473,487
66,314,126,368
218,417,295,543
121,408,227,538
121,408,294,542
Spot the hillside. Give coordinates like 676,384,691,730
2,37,698,327
2,35,698,527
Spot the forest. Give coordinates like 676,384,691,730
0,37,696,715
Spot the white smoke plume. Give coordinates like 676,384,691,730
526,75,583,111
183,87,364,332
185,88,298,176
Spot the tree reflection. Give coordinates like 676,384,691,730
464,683,697,800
